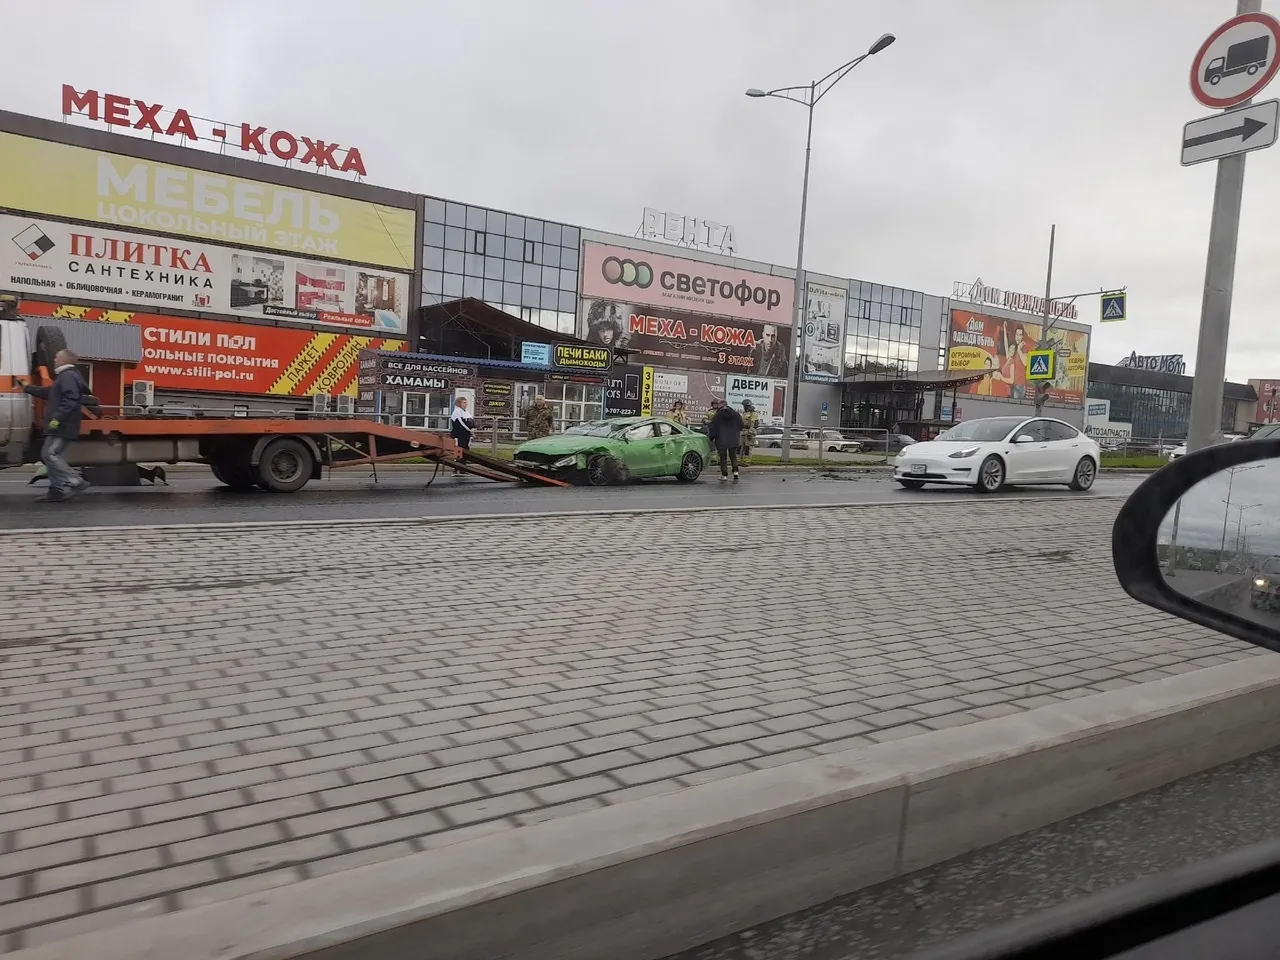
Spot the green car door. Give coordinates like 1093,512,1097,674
621,421,674,477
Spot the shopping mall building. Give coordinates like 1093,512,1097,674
0,100,1214,438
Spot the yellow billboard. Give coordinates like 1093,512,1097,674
0,132,415,270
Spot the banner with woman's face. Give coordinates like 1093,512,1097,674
946,310,1088,403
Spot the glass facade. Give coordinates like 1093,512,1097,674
1086,380,1236,439
843,280,924,379
421,198,582,336
542,380,604,428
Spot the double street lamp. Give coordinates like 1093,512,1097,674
746,32,896,461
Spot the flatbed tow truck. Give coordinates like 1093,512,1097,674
0,317,566,492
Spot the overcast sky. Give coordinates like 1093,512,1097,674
1159,459,1280,553
6,0,1279,380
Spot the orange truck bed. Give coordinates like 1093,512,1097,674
65,415,569,488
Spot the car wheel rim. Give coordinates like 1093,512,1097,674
1078,460,1095,488
681,455,700,479
587,459,608,485
982,460,1002,490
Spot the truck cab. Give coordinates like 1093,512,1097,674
0,314,33,467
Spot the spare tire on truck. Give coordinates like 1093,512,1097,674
33,326,68,376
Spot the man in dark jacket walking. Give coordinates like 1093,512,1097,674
22,349,89,502
708,399,745,482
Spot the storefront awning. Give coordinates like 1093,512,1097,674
843,369,990,392
418,298,603,361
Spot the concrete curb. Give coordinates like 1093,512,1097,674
13,656,1280,960
0,494,1130,536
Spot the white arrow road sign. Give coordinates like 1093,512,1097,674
1181,99,1280,166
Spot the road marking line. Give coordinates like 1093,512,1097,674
0,495,1130,536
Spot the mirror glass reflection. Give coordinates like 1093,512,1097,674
1159,456,1280,628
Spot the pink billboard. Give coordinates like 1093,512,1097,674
581,241,795,326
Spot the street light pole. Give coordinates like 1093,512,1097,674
781,84,816,461
1034,224,1056,416
1219,462,1264,570
746,33,895,462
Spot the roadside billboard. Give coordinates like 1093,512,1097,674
1250,379,1280,424
581,297,791,377
580,241,794,325
604,364,649,417
726,374,787,424
0,132,415,269
802,281,848,382
3,215,409,334
646,367,728,424
1084,396,1133,443
946,309,1088,404
19,300,404,397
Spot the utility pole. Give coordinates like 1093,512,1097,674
1027,224,1124,417
1187,0,1262,453
1034,224,1056,417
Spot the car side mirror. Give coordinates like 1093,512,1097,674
1113,439,1280,654
1014,434,1035,443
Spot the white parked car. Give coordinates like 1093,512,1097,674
805,429,862,453
1169,434,1244,461
893,416,1101,493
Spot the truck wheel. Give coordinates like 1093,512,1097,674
212,458,256,492
33,326,68,376
256,437,313,492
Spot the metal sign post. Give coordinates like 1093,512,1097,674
1027,225,1126,416
1186,3,1280,452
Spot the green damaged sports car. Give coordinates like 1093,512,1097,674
513,417,712,485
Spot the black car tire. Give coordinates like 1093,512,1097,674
768,441,781,448
898,479,926,490
975,455,1005,494
676,452,703,482
1069,456,1097,492
584,454,626,486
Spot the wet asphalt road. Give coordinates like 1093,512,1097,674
662,744,1280,960
0,468,1144,529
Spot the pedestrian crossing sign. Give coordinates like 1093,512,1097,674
1101,292,1127,323
1027,349,1055,380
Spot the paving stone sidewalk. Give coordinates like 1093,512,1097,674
0,499,1256,952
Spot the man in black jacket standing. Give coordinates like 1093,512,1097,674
23,348,90,502
708,400,745,483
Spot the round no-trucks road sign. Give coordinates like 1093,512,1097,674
1191,12,1280,109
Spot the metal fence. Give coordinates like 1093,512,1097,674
360,415,900,462
92,401,1174,463
1085,436,1183,457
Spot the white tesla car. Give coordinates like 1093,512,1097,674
893,416,1101,493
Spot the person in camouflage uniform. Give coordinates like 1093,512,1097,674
739,399,760,464
524,395,555,438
